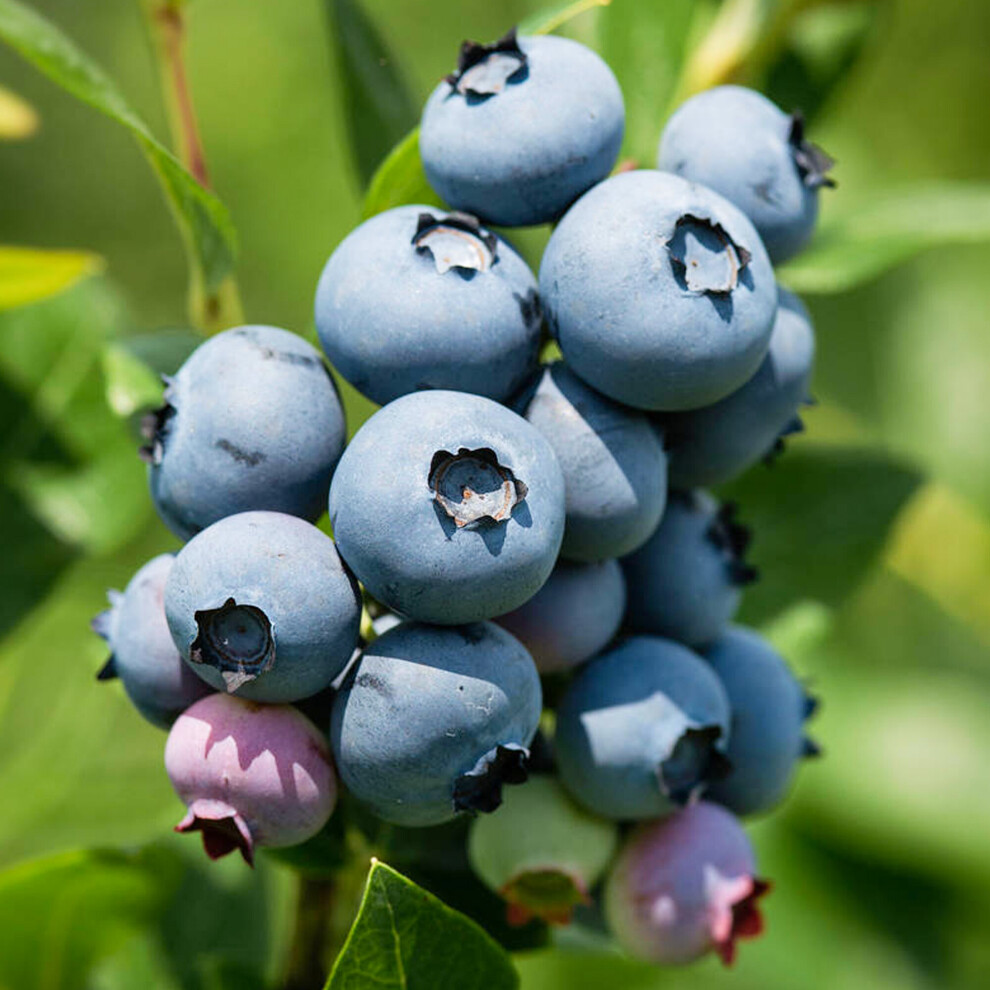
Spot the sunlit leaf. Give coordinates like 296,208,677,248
0,245,103,311
0,82,38,139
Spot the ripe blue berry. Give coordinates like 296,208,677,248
494,558,625,674
622,491,756,648
519,363,667,561
166,693,337,864
330,621,542,826
468,775,618,925
605,801,769,965
555,636,732,820
540,170,778,410
165,511,361,703
92,553,212,728
142,325,346,541
420,29,624,227
705,625,820,816
314,207,541,406
329,390,565,624
659,288,816,488
658,85,835,263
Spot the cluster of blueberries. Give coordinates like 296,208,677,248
92,28,831,968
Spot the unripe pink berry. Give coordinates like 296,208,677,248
165,693,337,864
604,801,769,965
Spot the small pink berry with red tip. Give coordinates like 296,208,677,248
165,693,337,865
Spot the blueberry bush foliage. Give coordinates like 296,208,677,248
1,0,990,988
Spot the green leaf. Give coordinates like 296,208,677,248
327,859,518,990
597,0,697,161
0,245,104,310
0,849,167,990
519,0,613,36
326,0,418,186
0,0,236,296
780,183,990,294
722,445,923,625
0,82,37,139
100,342,167,419
361,127,442,219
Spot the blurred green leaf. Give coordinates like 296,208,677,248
519,0,613,36
0,0,236,296
362,126,442,219
326,0,418,186
0,245,103,311
597,0,697,161
780,183,990,293
791,638,990,887
0,279,152,556
0,849,167,990
765,2,879,124
722,445,923,625
100,342,165,418
327,859,518,990
0,81,37,138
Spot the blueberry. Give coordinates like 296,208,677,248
658,85,836,263
539,170,778,410
165,693,337,864
704,625,819,816
330,621,542,827
659,287,816,488
329,390,565,624
605,801,770,965
519,363,667,561
91,553,212,729
555,636,732,820
494,558,625,674
165,511,361,703
622,490,756,647
420,29,624,227
142,325,346,541
314,207,541,406
468,775,618,925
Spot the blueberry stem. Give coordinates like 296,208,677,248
141,0,243,333
282,874,336,990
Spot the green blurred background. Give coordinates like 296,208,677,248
1,0,989,987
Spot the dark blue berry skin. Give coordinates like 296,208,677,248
622,491,756,648
519,363,667,562
494,557,626,674
420,31,624,228
539,170,777,411
659,288,816,489
704,626,819,816
658,86,835,264
165,511,361,703
555,636,732,820
314,207,541,406
144,325,346,541
330,621,542,827
92,553,212,729
328,390,565,625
